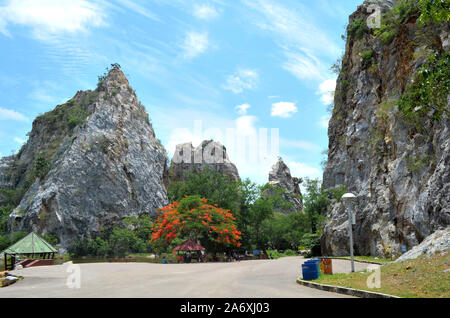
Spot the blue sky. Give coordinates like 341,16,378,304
0,0,363,185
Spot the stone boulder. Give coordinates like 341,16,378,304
394,228,450,263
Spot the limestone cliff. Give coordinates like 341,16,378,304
322,0,449,257
0,67,169,248
264,159,303,214
168,140,240,183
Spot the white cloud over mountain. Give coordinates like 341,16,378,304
0,0,106,40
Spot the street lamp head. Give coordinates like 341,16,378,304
342,193,357,201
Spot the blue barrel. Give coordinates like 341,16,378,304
302,263,320,280
303,259,322,278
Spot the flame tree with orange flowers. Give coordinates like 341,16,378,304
150,195,242,252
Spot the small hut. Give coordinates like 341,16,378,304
2,233,58,270
173,239,206,263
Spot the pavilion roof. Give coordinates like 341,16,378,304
2,233,57,255
173,239,206,252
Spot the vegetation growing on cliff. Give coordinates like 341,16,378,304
398,51,450,127
417,0,450,25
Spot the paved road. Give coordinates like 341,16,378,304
0,257,368,298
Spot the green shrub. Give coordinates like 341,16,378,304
347,18,369,40
418,0,450,25
398,52,449,127
42,233,60,246
34,154,51,179
380,30,397,44
0,232,28,251
300,233,322,257
375,0,420,45
283,249,297,256
360,50,374,66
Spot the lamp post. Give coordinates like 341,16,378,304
342,193,357,272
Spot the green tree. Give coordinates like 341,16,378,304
248,197,274,250
109,227,138,257
303,179,330,233
168,167,241,214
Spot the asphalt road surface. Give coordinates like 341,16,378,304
0,257,369,298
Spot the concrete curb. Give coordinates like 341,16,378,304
296,279,400,298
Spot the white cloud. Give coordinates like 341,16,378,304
152,105,277,185
235,115,258,136
243,0,340,82
0,0,106,40
115,0,160,21
318,114,331,129
286,160,322,181
280,138,320,152
271,102,298,118
0,107,28,122
283,51,328,81
13,137,26,144
235,103,251,115
193,4,219,20
317,78,336,105
223,68,259,94
181,31,209,59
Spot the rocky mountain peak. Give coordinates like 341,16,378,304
101,66,131,90
168,140,240,182
265,158,303,214
1,68,168,249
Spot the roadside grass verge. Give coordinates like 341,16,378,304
314,250,450,298
330,256,394,264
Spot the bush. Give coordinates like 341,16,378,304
380,30,397,45
34,154,51,179
283,249,297,256
418,0,450,25
361,50,373,63
398,52,449,127
68,215,153,258
375,0,419,45
347,18,369,40
300,233,322,257
0,232,28,251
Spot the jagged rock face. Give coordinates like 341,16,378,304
265,159,303,214
0,156,15,196
394,228,450,263
2,68,169,248
321,0,449,257
168,140,240,183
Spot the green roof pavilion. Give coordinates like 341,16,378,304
2,233,57,270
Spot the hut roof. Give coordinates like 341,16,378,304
173,239,206,252
2,233,57,255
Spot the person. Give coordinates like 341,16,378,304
162,256,167,264
201,250,206,263
186,251,191,263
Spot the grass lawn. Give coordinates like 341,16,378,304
331,255,395,264
313,249,450,298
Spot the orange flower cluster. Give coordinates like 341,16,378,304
150,197,241,247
